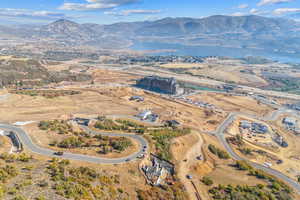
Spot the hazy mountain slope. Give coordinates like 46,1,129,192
135,15,299,36
0,15,299,52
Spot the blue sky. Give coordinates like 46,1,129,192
0,0,300,24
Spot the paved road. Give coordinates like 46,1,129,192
0,92,299,192
209,108,300,194
0,94,10,102
0,124,148,164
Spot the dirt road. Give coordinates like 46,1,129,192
177,133,203,200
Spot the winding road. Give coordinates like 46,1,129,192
0,93,299,193
208,107,300,194
0,124,148,164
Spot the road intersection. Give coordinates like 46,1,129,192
0,101,299,192
208,108,300,194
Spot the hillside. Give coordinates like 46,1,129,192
0,56,91,88
1,15,300,57
135,15,298,36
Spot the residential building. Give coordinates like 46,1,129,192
137,110,152,120
282,117,297,127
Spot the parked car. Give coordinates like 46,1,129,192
54,151,64,156
196,155,202,160
186,174,193,179
277,159,283,165
137,154,144,159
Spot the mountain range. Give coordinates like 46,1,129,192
1,15,300,59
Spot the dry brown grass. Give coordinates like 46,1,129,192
159,63,202,69
190,92,274,116
0,86,224,133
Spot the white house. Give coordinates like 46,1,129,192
138,110,152,120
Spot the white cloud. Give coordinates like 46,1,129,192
273,8,300,15
59,0,140,11
231,8,269,17
86,0,138,3
0,8,67,19
250,8,261,14
257,0,294,6
231,12,247,16
59,3,118,11
105,9,161,16
238,4,249,9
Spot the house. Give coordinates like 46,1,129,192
148,114,159,122
8,131,22,152
282,117,297,127
240,120,251,129
294,128,300,135
287,103,300,111
251,123,268,134
223,84,236,91
74,118,90,126
273,135,288,148
165,120,181,127
141,154,175,186
129,96,144,102
137,110,152,120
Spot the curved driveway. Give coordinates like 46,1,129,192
0,124,148,164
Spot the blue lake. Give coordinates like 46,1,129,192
132,42,300,64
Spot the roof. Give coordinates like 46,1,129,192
240,120,251,128
131,96,144,99
166,120,180,126
138,110,152,118
283,117,297,125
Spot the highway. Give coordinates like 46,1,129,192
0,123,148,164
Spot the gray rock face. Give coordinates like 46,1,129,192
136,76,181,95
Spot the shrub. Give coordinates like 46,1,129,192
13,195,27,200
0,184,5,198
58,137,84,148
238,148,253,155
208,144,230,159
110,137,132,151
150,128,191,161
38,180,49,188
35,195,46,200
17,153,33,162
0,165,18,183
235,160,253,171
202,176,214,186
39,120,72,134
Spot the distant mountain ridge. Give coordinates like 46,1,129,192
1,15,300,54
39,15,300,37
